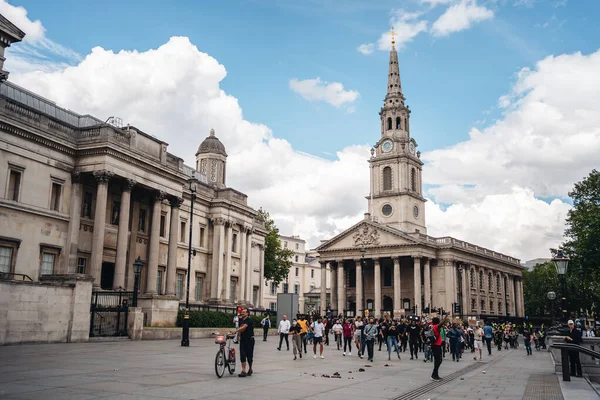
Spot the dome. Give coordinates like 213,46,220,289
196,128,227,156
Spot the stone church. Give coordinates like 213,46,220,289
0,16,266,326
316,38,525,321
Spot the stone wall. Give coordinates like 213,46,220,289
0,274,93,345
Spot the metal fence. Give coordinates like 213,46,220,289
183,303,267,316
89,291,132,337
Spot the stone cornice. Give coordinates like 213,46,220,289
0,120,76,156
0,198,70,222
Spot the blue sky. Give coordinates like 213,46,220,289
14,0,600,156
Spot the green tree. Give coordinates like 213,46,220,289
523,262,560,318
257,208,294,287
561,169,600,315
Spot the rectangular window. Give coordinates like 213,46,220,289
195,276,203,301
7,169,22,201
295,243,299,250
76,257,86,274
159,215,166,238
295,255,298,262
199,225,205,247
294,284,300,294
230,279,237,303
138,209,147,233
283,283,289,294
295,267,299,277
41,252,55,275
311,269,314,278
50,182,62,211
156,269,164,294
111,200,120,224
0,246,13,273
232,233,238,253
176,273,184,299
284,241,288,248
270,282,276,295
269,302,277,312
180,221,186,242
383,267,392,287
82,192,93,218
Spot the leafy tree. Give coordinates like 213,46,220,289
257,208,294,287
523,262,561,318
561,169,600,316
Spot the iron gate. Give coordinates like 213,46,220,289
89,291,133,337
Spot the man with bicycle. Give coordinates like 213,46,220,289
234,308,254,377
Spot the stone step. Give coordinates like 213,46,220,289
88,336,131,343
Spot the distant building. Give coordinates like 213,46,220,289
523,258,551,271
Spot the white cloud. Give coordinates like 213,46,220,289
0,0,81,73
431,0,494,37
420,0,455,7
375,10,429,51
357,43,375,55
289,77,359,108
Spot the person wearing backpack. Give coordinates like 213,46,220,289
260,314,271,342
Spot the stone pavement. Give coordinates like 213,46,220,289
0,337,597,400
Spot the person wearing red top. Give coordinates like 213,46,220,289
431,317,443,381
342,319,353,356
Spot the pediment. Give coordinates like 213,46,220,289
316,220,419,252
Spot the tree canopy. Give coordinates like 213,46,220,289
257,208,294,287
523,262,560,318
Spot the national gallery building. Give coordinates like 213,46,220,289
0,17,266,326
315,38,525,321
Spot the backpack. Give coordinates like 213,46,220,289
425,328,436,345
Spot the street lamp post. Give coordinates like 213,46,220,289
547,291,556,326
552,250,570,323
132,256,143,307
181,178,198,347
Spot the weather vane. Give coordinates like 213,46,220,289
389,27,396,49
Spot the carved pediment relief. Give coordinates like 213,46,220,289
317,221,418,252
352,225,380,247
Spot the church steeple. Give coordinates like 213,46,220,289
385,28,405,105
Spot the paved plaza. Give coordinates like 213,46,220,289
0,338,597,400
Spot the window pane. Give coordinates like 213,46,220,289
41,252,55,275
0,247,12,273
156,270,163,294
176,274,184,299
160,215,166,237
8,170,21,201
195,277,203,301
51,183,61,211
82,192,93,218
230,280,236,303
180,221,186,242
77,257,86,274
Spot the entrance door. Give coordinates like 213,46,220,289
383,296,393,313
101,262,115,290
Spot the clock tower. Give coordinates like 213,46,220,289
368,33,426,234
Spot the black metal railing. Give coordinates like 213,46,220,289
89,290,131,337
183,303,266,316
0,272,33,281
91,290,134,308
551,343,600,381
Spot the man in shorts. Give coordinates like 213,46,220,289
311,316,326,359
234,308,255,377
473,322,484,361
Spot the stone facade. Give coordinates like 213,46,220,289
0,17,266,328
316,42,525,321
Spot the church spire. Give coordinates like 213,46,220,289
386,28,404,104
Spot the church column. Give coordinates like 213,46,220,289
145,191,164,294
393,257,402,314
224,221,233,303
210,217,226,301
239,226,247,303
165,197,182,296
246,231,254,304
337,261,345,316
355,259,363,316
113,179,136,289
320,261,327,315
374,258,381,318
413,257,421,314
90,170,113,288
330,264,338,313
423,258,431,312
63,172,82,274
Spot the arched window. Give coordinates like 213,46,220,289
396,117,401,129
479,271,484,289
387,117,392,130
382,167,392,191
411,168,416,192
488,272,493,291
471,298,476,311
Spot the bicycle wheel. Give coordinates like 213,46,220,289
228,350,236,374
215,348,226,378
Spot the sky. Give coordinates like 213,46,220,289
2,0,599,261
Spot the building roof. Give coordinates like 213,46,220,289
196,128,227,157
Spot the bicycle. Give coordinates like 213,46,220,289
215,333,236,378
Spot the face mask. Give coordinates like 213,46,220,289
293,322,297,326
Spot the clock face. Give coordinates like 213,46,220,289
413,205,419,219
409,142,416,154
382,140,393,153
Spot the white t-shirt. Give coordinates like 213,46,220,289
312,322,325,337
354,321,363,336
332,323,343,334
474,327,484,341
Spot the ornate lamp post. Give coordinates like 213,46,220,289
552,250,570,323
547,291,556,326
181,177,198,347
132,256,143,307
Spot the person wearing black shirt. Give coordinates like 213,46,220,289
398,321,407,352
235,308,255,377
408,320,421,360
565,319,583,377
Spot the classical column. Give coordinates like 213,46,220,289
165,197,182,296
113,179,136,289
258,243,265,307
355,259,363,316
90,170,113,288
374,258,381,318
224,221,233,303
423,258,431,313
337,261,345,315
476,267,482,315
210,217,226,301
510,275,517,316
330,264,338,313
444,259,454,313
64,172,82,274
246,231,254,304
320,261,327,314
460,265,469,317
125,202,140,291
519,279,525,317
393,257,401,314
145,191,164,294
413,257,422,314
239,227,247,303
